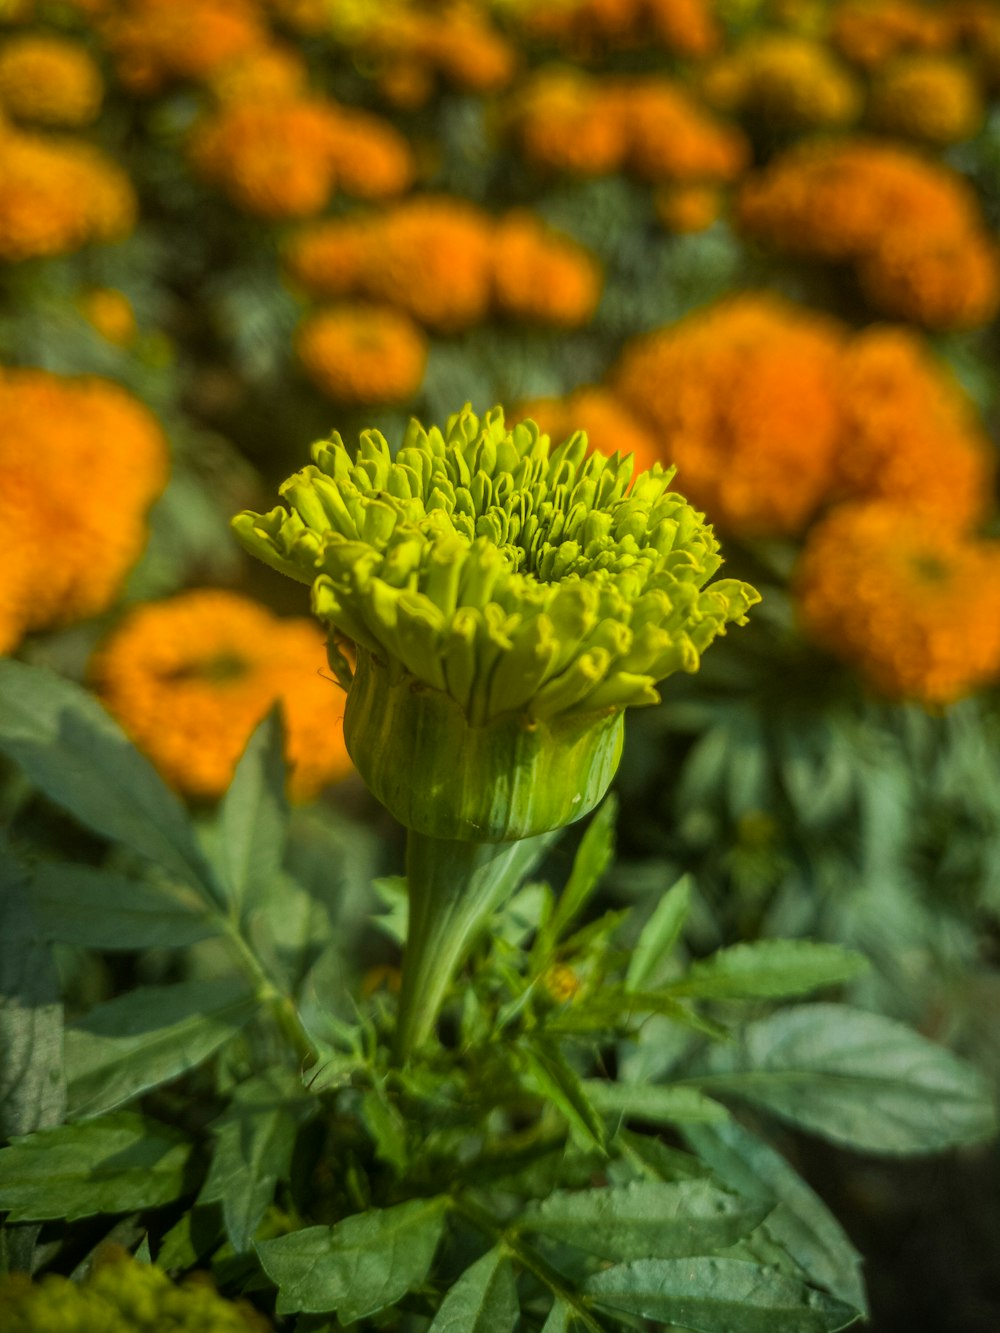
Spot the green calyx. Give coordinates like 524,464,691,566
233,405,760,734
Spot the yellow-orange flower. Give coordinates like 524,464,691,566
515,0,721,60
206,44,307,103
512,69,627,176
102,0,267,93
0,368,168,654
613,294,845,536
295,304,427,404
795,502,1000,705
831,0,952,69
621,79,748,183
511,385,663,475
867,54,983,143
655,182,724,232
493,211,602,327
284,217,372,301
0,130,135,260
324,105,415,201
0,34,103,126
701,33,861,130
359,4,517,107
91,590,355,801
77,287,138,346
857,226,1000,331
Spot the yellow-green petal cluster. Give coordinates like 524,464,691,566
233,405,758,727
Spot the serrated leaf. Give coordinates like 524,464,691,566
199,1069,313,1253
217,707,289,914
0,1111,191,1222
521,1179,770,1260
668,942,868,1001
31,862,217,951
682,1119,868,1316
257,1196,448,1319
66,980,258,1118
0,838,65,1140
428,1247,518,1332
547,796,616,944
0,660,218,900
583,1080,729,1127
690,1004,998,1153
522,1042,606,1153
584,1257,859,1331
625,875,692,992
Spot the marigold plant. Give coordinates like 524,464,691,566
655,181,724,231
511,68,628,176
831,0,953,68
619,78,749,184
0,368,168,654
514,0,721,60
866,53,984,143
857,227,1000,331
92,589,354,801
77,286,138,345
795,502,1000,705
0,33,103,126
493,211,603,327
206,43,308,102
701,33,862,130
295,305,427,404
613,294,845,536
101,0,268,93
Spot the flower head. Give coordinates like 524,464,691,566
493,211,602,327
92,590,354,801
867,54,983,143
102,0,267,93
0,34,103,126
295,305,427,404
234,406,757,838
701,33,861,131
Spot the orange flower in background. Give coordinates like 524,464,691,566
866,54,984,143
102,0,268,93
655,182,723,232
295,305,427,404
0,34,103,126
493,211,602,327
512,69,627,176
701,33,861,130
621,79,748,184
0,369,168,654
77,287,138,346
285,218,373,301
795,502,1000,705
511,385,663,475
516,0,720,60
857,226,1000,331
0,131,135,260
360,3,517,107
206,44,308,103
92,590,355,801
831,0,952,69
325,106,415,201
834,326,995,528
613,294,845,537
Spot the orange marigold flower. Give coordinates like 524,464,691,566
834,326,995,528
831,0,952,69
655,182,724,232
612,293,845,537
325,105,415,201
858,226,1000,330
511,69,627,176
0,130,135,260
511,385,663,474
0,34,103,127
0,368,168,654
295,304,427,404
493,211,603,327
284,217,373,301
701,33,861,131
91,590,354,801
867,54,983,143
102,0,267,94
77,287,138,346
207,44,308,103
516,0,720,60
362,4,516,107
795,502,1000,705
621,79,748,183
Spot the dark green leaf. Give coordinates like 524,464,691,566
199,1069,313,1253
217,707,289,913
361,1088,408,1175
668,942,868,1001
257,1196,448,1319
428,1247,518,1332
32,862,217,951
690,1004,998,1153
584,1257,859,1331
66,980,258,1118
625,875,692,992
0,1111,191,1222
522,1043,606,1153
583,1080,729,1127
0,838,65,1140
547,797,616,944
683,1120,867,1316
521,1179,770,1260
0,660,218,899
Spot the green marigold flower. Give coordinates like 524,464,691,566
234,405,758,841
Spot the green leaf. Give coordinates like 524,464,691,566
31,862,217,951
546,796,616,946
521,1179,770,1260
668,942,868,1001
584,1257,859,1331
0,1111,191,1222
0,660,219,900
522,1042,607,1153
257,1196,448,1319
682,1120,867,1317
360,1087,408,1175
690,1003,998,1153
625,875,692,992
0,838,65,1140
583,1080,729,1127
66,980,259,1118
217,707,289,913
198,1069,313,1253
428,1247,519,1332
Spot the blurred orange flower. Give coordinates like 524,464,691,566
206,44,308,103
92,590,354,801
655,182,723,232
0,369,168,654
103,0,267,93
701,33,861,130
295,305,427,404
516,0,720,60
77,287,138,346
831,0,952,68
866,54,983,143
0,34,103,126
795,502,1000,705
360,3,517,107
512,385,663,474
493,211,602,328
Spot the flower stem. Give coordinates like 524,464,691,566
394,829,550,1063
